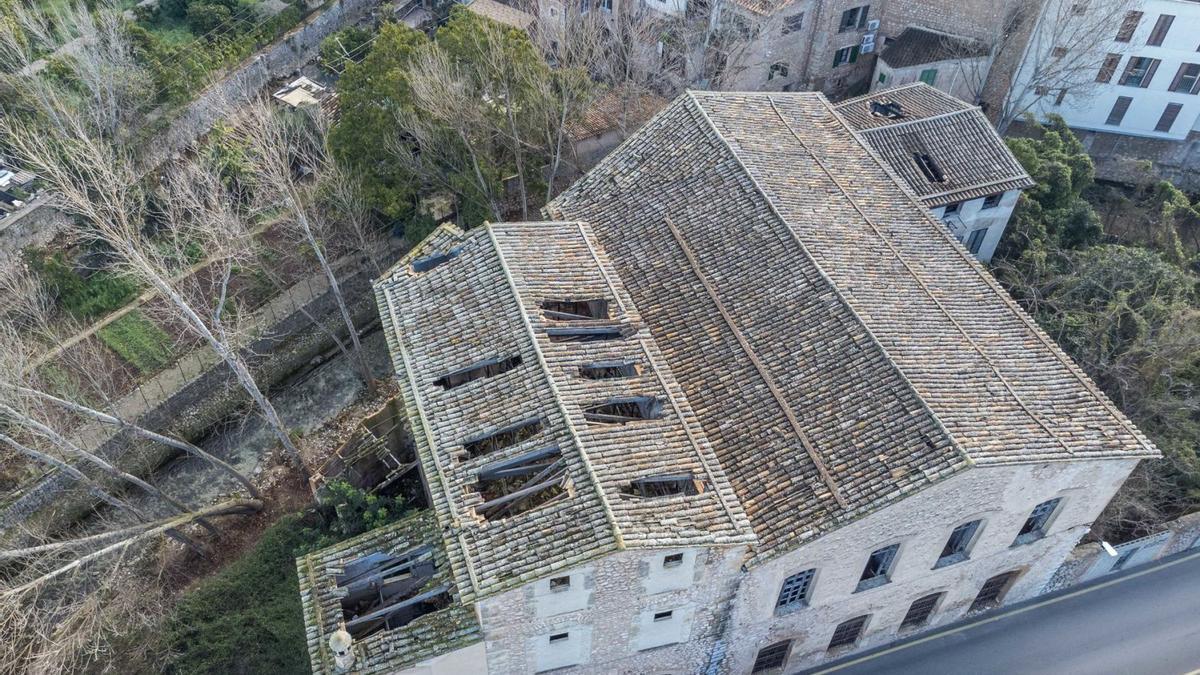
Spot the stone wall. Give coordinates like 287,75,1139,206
1044,511,1200,592
1077,129,1200,192
724,458,1140,673
0,197,73,266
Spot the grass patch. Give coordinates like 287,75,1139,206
26,249,140,320
163,515,311,675
97,311,175,373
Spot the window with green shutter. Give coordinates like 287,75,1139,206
919,68,938,85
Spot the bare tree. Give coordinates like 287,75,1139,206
997,0,1136,133
229,100,376,393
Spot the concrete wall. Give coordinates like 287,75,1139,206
476,545,746,674
723,458,1139,674
929,188,1020,263
1016,0,1200,141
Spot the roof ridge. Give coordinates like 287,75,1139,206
485,223,628,551
855,106,981,131
776,95,1078,457
833,82,971,111
815,97,1157,457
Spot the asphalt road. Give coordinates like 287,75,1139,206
806,547,1200,675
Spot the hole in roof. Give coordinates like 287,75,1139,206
870,100,905,119
473,445,568,520
912,153,946,183
335,547,450,640
583,396,663,424
433,355,522,390
579,360,642,380
410,246,463,273
622,474,703,498
542,298,610,321
462,417,543,458
546,326,629,343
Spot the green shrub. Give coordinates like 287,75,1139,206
26,249,140,320
163,516,310,675
301,479,407,553
97,311,175,373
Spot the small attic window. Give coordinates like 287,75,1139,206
579,360,642,380
913,153,946,183
434,355,522,390
583,396,663,424
542,298,610,321
870,100,904,119
462,417,543,458
410,246,463,273
623,474,702,498
546,326,628,343
473,445,568,520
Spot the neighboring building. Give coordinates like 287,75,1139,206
566,85,669,170
872,27,991,102
299,90,1158,674
462,0,537,31
0,162,38,223
834,83,1035,262
272,76,334,109
1009,0,1200,188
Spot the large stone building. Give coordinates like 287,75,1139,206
296,90,1158,675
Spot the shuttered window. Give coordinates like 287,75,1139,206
1096,53,1122,83
1155,103,1183,132
1169,63,1200,94
1118,56,1160,88
1146,14,1174,46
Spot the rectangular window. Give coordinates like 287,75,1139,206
1169,63,1200,94
943,202,960,215
855,544,899,592
900,592,943,629
752,640,791,673
1115,10,1142,42
828,615,869,651
935,520,981,568
1105,96,1133,126
1055,88,1068,105
583,396,663,424
833,45,859,67
1096,53,1122,83
549,632,570,643
653,610,673,622
919,68,937,85
1119,56,1160,88
1155,102,1182,132
969,571,1019,612
775,568,816,611
768,62,789,80
434,355,522,390
549,575,570,592
1013,497,1062,545
838,5,869,32
966,228,988,255
663,553,684,568
1146,14,1173,46
542,298,610,321
982,194,1003,209
783,12,804,34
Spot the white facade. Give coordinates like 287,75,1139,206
930,189,1020,263
873,54,991,103
1017,0,1200,140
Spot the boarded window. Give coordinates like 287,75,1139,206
434,355,521,390
912,153,946,183
1115,10,1142,42
541,298,610,321
1156,102,1183,132
828,615,869,650
583,396,663,424
623,474,701,498
1105,96,1133,126
1096,53,1121,83
579,360,641,380
473,445,568,520
752,640,791,673
900,592,943,629
462,417,543,458
336,547,450,639
410,247,463,273
1146,14,1173,46
546,326,627,343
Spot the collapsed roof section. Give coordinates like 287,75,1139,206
546,90,1158,560
834,84,1036,207
374,221,753,602
296,511,481,675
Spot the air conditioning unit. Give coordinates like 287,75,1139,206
867,19,880,31
861,42,876,54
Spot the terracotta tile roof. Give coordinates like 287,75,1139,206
566,85,669,141
462,0,535,30
547,90,1158,560
374,221,753,601
834,84,1036,207
878,26,989,69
